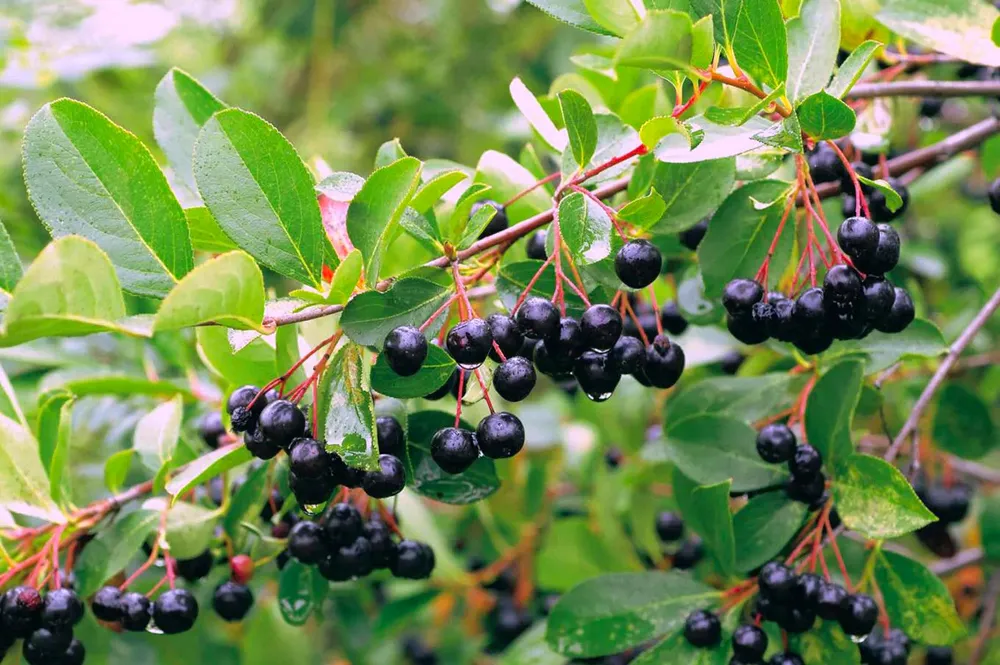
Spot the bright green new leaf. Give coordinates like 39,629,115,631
785,0,841,103
981,494,1000,561
798,622,863,665
0,412,61,522
23,98,193,297
0,220,22,295
537,517,639,592
667,372,805,423
651,158,736,232
411,170,467,214
673,472,736,573
559,89,599,168
727,0,789,89
103,449,134,494
524,0,618,36
617,190,667,229
615,11,694,73
559,191,614,265
805,359,864,472
165,442,253,500
583,0,640,36
827,40,882,99
319,343,379,471
134,395,183,487
654,114,773,163
874,549,965,645
832,454,937,539
639,116,686,149
154,251,265,332
326,249,363,305
374,138,408,170
797,91,856,139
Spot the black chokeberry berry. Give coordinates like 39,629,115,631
655,512,684,542
288,521,329,564
793,572,824,609
383,326,428,377
230,406,255,433
615,239,662,289
926,646,954,665
477,412,525,459
856,223,900,275
660,301,689,336
642,335,685,389
515,297,560,340
487,313,524,361
683,609,721,648
758,561,795,602
610,335,646,375
732,624,768,662
213,581,253,622
1,586,42,637
533,339,574,377
862,275,895,325
838,216,879,264
722,279,764,317
91,586,123,623
22,626,72,663
727,313,769,345
673,538,704,569
824,264,863,303
757,423,797,463
768,653,805,665
876,287,915,333
808,145,845,184
816,581,847,620
61,639,85,665
120,592,152,631
841,161,873,195
720,351,745,375
446,318,493,368
787,471,826,505
871,177,909,222
679,219,709,251
580,304,623,351
289,437,332,479
793,287,826,330
376,415,405,458
244,425,281,460
547,317,584,361
471,199,508,239
362,454,406,498
289,469,335,505
838,593,878,636
391,540,436,579
526,230,547,260
430,427,480,473
337,536,376,578
780,606,817,633
574,350,622,400
365,518,396,569
153,588,199,635
199,412,226,448
40,588,83,628
789,444,823,478
325,502,365,547
794,330,834,355
990,178,1000,215
494,356,536,402
227,385,263,419
175,550,215,582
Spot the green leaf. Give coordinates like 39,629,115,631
932,383,996,460
185,207,238,253
73,508,158,596
651,158,736,232
980,494,1000,561
639,116,687,150
405,410,499,504
827,40,882,98
538,517,639,592
37,375,193,402
23,98,193,298
278,560,325,626
194,108,329,288
617,190,667,230
411,170,467,214
340,277,452,347
153,68,226,197
545,571,721,658
134,395,183,488
615,11,694,73
728,0,788,89
144,497,219,559
560,113,641,184
797,91,856,139
197,326,278,388
326,249,363,305
785,0,841,103
665,414,789,492
500,623,565,665
0,219,22,295
154,250,265,332
667,373,805,423
374,138,408,170
805,359,864,472
798,621,862,665
832,454,936,539
673,472,736,573
0,237,149,347
630,631,729,665
457,200,498,249
874,549,965,645
859,176,903,212
524,0,618,36
583,0,640,35
876,0,1000,67
315,171,365,201
222,462,269,537
319,343,379,472
165,442,253,500
733,492,808,572
697,180,792,296
824,318,945,372
371,343,455,399
559,89,599,168
103,449,133,493
44,397,74,504
346,157,423,286
373,589,442,637
559,191,614,265
655,115,773,163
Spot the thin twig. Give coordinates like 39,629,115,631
970,571,1000,665
930,547,984,576
848,80,1000,99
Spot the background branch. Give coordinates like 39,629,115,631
848,80,1000,99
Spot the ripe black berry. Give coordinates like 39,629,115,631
660,301,689,335
758,561,795,602
683,609,721,648
610,335,646,375
227,385,263,419
615,239,662,289
364,518,396,569
153,589,199,634
580,304,623,351
533,339,574,377
494,356,536,402
487,313,524,361
383,326,428,377
446,318,493,368
574,350,622,400
720,350,745,375
722,279,764,317
92,586,123,623
876,287,915,333
789,444,823,478
732,624,768,662
199,411,226,448
477,412,525,459
471,199,508,239
655,512,684,542
793,287,826,330
1,586,42,637
990,178,1000,215
120,591,152,631
526,230,547,260
360,454,405,498
376,416,406,458
808,144,845,184
815,581,847,620
926,646,953,665
213,581,254,622
289,437,331,479
244,426,281,460
337,536,376,578
61,639,85,665
794,330,834,355
391,540,436,579
838,216,879,264
40,588,83,628
673,538,704,569
289,469,336,505
787,472,826,505
325,502,365,547
679,218,708,251
430,427,480,473
862,275,895,325
642,335,685,389
824,264,862,303
756,423,796,463
855,223,900,275
547,317,584,360
23,626,72,664
768,653,805,665
793,572,824,609
175,550,215,582
288,521,329,564
841,161,874,195
515,297,560,340
727,314,768,344
839,593,878,636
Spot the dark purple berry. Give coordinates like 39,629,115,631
175,550,214,582
926,646,953,665
430,427,480,473
383,326,428,377
727,313,769,345
808,145,845,184
990,178,1000,215
673,538,704,569
120,592,152,631
679,219,708,251
683,609,721,648
816,581,847,620
40,588,83,628
838,216,879,264
580,304,623,351
758,561,795,602
325,502,364,547
153,588,199,634
642,335,684,389
574,350,622,400
487,313,524,361
723,279,764,317
790,444,823,478
515,297,560,340
732,624,768,662
768,653,805,665
447,318,493,368
875,287,914,333
856,223,900,275
22,626,72,663
391,540,435,579
1,586,42,637
288,521,329,564
787,471,826,505
655,512,684,542
871,178,909,222
838,593,878,636
610,335,646,375
91,586,123,623
362,454,407,498
526,230,547,260
862,275,895,325
477,412,525,459
757,423,796,463
227,386,263,418
289,469,335,505
615,239,662,289
213,581,253,622
472,199,508,239
376,416,405,458
494,356,536,402
289,437,332,479
199,412,226,448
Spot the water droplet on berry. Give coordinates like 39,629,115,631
586,391,614,402
302,502,327,517
146,620,164,635
850,634,867,644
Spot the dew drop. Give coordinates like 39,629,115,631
302,502,327,517
457,361,483,371
586,391,614,402
850,634,867,644
146,619,164,635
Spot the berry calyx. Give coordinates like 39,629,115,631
430,427,480,473
446,318,493,368
683,609,721,648
655,511,684,542
615,239,662,289
476,412,525,459
152,589,199,635
362,454,407,498
213,581,254,622
376,415,406,458
515,297,560,340
1,586,43,637
493,356,536,402
383,326,429,377
756,423,797,464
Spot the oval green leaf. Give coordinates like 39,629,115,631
154,250,265,332
340,277,453,348
371,343,455,399
832,454,936,540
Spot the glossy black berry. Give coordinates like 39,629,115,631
288,521,329,564
494,356,536,402
574,350,622,400
642,335,685,389
673,538,704,569
446,318,493,368
487,313,524,361
289,437,331,479
430,427,480,473
808,145,845,184
824,264,863,303
1,586,42,637
472,199,508,238
391,540,436,579
40,588,83,628
526,230,548,260
227,385,263,418
337,536,376,578
516,297,560,340
610,335,646,375
660,301,689,336
325,502,364,547
768,653,805,665
175,550,215,582
533,339,574,377
780,606,817,633
120,591,152,631
362,454,407,498
732,624,768,662
22,626,72,663
289,469,335,505
580,304,623,351
213,581,253,622
91,586,123,622
153,589,199,634
794,330,834,355
790,444,823,478
679,219,709,251
838,216,879,264
757,423,797,463
758,561,795,602
793,573,824,609
723,279,764,317
787,471,826,505
615,239,662,289
720,350,745,375
990,178,1000,214
926,646,953,665
856,223,901,275
862,275,895,325
655,512,684,542
383,326,428,377
839,593,878,636
793,287,826,330
840,161,873,195
244,426,281,459
727,313,769,345
230,406,255,433
477,412,525,459
199,411,226,448
683,609,721,648
876,287,914,333
61,639,85,665
376,416,406,458
816,581,847,620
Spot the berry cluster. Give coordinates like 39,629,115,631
286,502,434,581
756,424,827,508
654,511,705,570
914,478,971,557
91,587,199,635
858,626,913,665
1,587,84,665
808,143,910,223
